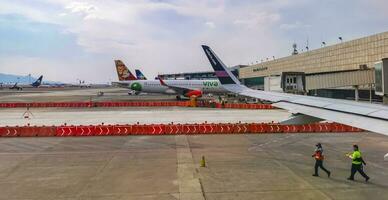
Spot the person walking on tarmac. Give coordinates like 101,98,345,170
347,144,370,182
312,143,331,177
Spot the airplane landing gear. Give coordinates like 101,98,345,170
176,95,182,100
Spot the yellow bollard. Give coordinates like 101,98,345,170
200,156,206,167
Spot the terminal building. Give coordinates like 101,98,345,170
160,31,388,102
239,31,388,101
158,66,240,80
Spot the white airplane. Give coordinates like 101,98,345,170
112,60,227,99
202,45,388,140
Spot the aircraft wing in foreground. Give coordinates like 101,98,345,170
201,45,388,136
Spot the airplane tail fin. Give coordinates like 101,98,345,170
201,45,240,85
135,69,147,80
115,60,137,81
158,76,167,86
32,75,43,87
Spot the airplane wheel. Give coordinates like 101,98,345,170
176,95,182,100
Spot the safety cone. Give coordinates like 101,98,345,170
200,156,206,167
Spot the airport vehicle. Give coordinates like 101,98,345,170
202,45,388,136
9,75,43,90
113,60,227,99
135,69,147,80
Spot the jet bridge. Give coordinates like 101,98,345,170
375,58,388,104
306,69,374,91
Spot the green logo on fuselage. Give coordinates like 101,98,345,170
203,81,219,87
130,82,142,91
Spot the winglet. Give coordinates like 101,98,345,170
201,45,240,85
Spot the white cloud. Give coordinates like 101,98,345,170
65,1,99,20
233,12,281,29
279,21,311,30
0,0,386,82
205,21,216,29
0,0,292,82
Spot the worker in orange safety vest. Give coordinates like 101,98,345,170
312,143,331,177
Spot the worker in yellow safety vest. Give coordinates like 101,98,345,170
346,144,369,182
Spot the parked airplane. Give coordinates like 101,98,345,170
112,60,227,99
9,75,43,90
135,69,147,80
202,45,388,137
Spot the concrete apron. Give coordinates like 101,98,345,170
175,135,205,200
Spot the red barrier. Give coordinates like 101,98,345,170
166,124,183,135
19,126,37,137
0,101,277,110
0,127,5,136
233,123,249,134
36,126,56,137
218,123,233,134
281,125,299,133
94,125,115,136
182,124,200,134
1,126,20,137
266,124,282,133
74,126,95,136
0,122,363,137
56,126,77,136
199,124,215,134
113,125,132,136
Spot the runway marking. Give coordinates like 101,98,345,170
247,135,294,152
175,135,205,200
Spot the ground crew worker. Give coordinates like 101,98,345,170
312,143,331,177
347,144,370,182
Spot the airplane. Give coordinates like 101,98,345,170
9,75,43,90
135,69,147,80
201,45,388,139
112,60,228,99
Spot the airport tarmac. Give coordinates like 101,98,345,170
0,107,290,126
1,87,388,199
0,87,196,102
0,87,288,126
0,133,387,200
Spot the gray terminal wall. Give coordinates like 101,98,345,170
239,32,388,80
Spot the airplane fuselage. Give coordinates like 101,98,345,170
116,79,226,95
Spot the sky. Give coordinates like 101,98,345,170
0,0,387,83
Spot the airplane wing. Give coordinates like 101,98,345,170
111,81,130,88
201,45,388,136
158,78,202,97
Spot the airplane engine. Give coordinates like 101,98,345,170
184,90,203,98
